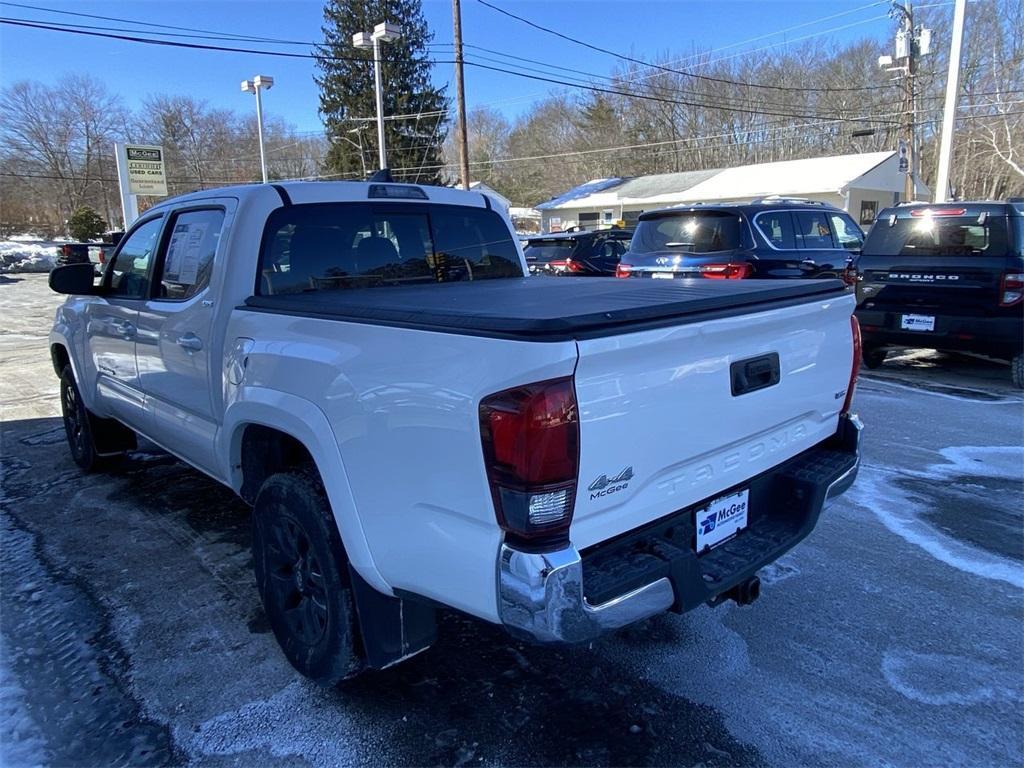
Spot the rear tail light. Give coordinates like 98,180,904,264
999,272,1023,306
97,248,106,265
615,264,632,278
61,244,72,259
480,377,579,546
565,259,585,273
699,263,752,279
842,315,862,416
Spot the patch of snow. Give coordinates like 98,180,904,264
847,472,1024,589
189,680,371,766
0,242,57,274
882,649,1020,706
0,652,49,767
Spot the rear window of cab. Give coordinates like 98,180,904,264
257,202,521,295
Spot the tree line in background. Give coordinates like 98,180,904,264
449,0,1023,206
0,0,1020,237
0,77,325,236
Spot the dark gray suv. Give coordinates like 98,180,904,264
616,198,865,281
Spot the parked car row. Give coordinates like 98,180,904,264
527,197,1023,388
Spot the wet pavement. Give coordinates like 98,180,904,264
1,274,1022,766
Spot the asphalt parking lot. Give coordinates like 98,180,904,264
1,273,1022,767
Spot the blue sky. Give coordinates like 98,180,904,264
0,0,901,135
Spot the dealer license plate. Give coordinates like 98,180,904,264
901,313,935,332
695,489,749,553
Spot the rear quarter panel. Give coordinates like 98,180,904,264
224,310,577,622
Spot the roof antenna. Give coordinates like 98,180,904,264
366,168,394,182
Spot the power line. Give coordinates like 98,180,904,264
0,17,900,126
459,2,896,112
461,58,900,124
447,44,899,116
0,17,442,64
475,0,893,94
0,1,314,44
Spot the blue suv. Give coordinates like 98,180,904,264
616,198,865,281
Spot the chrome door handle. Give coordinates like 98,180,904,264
176,333,203,351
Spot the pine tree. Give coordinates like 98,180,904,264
316,0,449,184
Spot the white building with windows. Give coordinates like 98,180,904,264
536,151,907,233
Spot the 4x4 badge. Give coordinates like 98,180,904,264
589,466,634,492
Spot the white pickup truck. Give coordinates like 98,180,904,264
48,180,862,683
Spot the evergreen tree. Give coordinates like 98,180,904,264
67,206,106,241
316,0,448,184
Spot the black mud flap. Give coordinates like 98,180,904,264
348,566,437,670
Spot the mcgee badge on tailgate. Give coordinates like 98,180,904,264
589,467,634,500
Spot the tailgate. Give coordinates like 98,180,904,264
860,258,1001,313
571,289,856,548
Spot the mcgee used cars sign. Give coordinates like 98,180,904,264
125,145,168,196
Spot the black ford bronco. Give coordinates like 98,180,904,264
852,201,1024,387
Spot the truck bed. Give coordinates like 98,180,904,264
242,277,847,341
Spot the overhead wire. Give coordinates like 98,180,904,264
474,0,895,93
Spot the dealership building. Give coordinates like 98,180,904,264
536,151,908,232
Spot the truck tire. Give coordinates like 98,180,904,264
252,468,364,685
862,346,887,369
1012,353,1023,389
59,366,133,471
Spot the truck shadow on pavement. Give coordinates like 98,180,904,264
2,416,762,768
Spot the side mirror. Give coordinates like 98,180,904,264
49,263,98,295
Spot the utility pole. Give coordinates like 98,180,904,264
897,1,917,202
452,0,471,190
881,2,931,201
934,0,967,202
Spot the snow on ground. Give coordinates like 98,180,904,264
0,651,48,768
0,241,57,274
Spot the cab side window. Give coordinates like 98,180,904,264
105,216,163,299
156,209,225,300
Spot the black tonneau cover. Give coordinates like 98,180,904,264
242,277,847,341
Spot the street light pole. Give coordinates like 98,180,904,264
372,36,387,170
353,23,402,171
241,75,274,183
934,0,967,202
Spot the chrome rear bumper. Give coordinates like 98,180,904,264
498,414,862,644
498,544,675,644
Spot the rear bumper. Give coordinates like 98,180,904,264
498,414,861,643
856,308,1022,356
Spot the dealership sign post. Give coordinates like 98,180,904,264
114,143,168,228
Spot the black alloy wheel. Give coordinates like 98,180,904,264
260,511,330,647
60,366,99,470
252,469,362,684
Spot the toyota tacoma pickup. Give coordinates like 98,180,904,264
48,180,862,684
